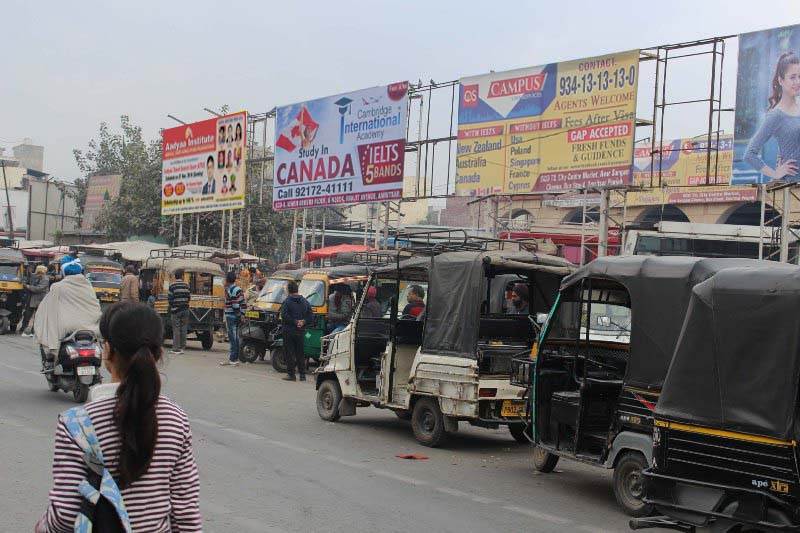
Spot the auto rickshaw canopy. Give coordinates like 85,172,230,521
142,257,224,277
656,262,800,442
421,250,574,358
561,256,774,391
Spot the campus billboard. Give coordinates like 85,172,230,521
81,173,121,230
455,50,639,196
627,135,755,205
161,111,247,215
733,24,800,185
272,82,409,210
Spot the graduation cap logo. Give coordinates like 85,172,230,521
334,97,353,144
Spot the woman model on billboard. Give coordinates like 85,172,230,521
744,52,800,182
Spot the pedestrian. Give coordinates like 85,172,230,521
34,303,202,532
280,280,313,381
119,264,140,302
19,264,49,336
220,271,245,366
168,269,191,355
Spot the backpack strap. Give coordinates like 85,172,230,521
61,406,133,533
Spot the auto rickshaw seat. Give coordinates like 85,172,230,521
551,389,581,427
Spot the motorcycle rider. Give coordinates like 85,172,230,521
34,256,102,357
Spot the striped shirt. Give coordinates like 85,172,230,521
224,284,245,317
168,281,191,313
39,395,202,532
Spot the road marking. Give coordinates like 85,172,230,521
434,486,498,505
0,360,41,376
191,416,601,529
502,505,573,525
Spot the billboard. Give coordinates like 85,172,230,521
733,24,800,185
161,111,247,215
627,135,755,205
81,173,121,229
272,82,409,210
455,50,639,196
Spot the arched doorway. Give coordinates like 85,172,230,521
563,207,600,225
719,202,780,227
634,205,690,227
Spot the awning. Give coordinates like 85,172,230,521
304,244,372,262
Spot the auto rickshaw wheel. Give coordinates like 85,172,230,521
411,398,447,447
199,331,214,350
316,379,342,422
613,451,653,517
532,446,559,472
271,347,287,373
0,316,9,335
508,423,532,444
239,340,264,364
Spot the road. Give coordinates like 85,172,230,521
0,334,646,532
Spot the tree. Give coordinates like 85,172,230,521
74,116,170,241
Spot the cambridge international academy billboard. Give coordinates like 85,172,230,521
272,82,409,210
455,50,639,196
161,111,247,215
733,24,800,185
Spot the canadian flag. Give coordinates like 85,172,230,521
276,106,319,152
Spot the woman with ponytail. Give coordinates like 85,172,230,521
37,303,202,531
744,51,800,181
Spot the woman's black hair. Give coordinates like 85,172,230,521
769,52,800,109
103,303,163,488
207,155,214,166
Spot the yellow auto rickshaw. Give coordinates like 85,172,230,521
140,249,225,350
0,246,27,333
77,248,124,308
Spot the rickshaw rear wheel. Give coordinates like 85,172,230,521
199,331,214,350
411,398,447,447
532,446,559,472
316,379,342,421
239,340,263,363
271,347,287,372
613,451,653,517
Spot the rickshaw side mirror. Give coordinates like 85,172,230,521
597,315,611,327
535,313,548,325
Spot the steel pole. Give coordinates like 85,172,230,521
1,161,14,237
598,189,609,257
780,186,790,263
759,184,766,260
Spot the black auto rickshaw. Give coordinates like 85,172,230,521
238,268,306,363
515,256,764,516
0,246,27,333
634,263,800,532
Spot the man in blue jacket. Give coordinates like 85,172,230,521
280,280,314,381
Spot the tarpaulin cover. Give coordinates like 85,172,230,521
562,256,767,391
422,251,573,357
304,244,372,262
0,248,26,263
656,264,800,441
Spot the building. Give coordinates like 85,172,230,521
12,139,44,173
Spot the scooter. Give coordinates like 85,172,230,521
41,330,103,403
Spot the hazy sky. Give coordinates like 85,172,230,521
3,0,799,180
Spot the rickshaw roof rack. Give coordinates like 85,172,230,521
149,248,215,261
348,249,415,267
0,247,27,263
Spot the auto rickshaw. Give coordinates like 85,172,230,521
0,246,27,333
516,255,763,517
315,248,574,447
140,249,225,350
238,268,306,363
77,248,123,308
634,262,800,532
270,265,371,372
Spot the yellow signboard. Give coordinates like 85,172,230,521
455,50,639,195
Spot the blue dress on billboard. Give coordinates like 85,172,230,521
744,108,800,182
202,180,215,195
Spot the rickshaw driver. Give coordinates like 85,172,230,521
507,284,529,315
401,284,425,319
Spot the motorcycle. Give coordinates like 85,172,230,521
41,330,103,403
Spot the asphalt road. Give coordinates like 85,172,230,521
0,334,649,532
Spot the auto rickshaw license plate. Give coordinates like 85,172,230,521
245,310,260,319
501,400,526,418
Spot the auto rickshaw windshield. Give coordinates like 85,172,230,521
299,279,325,306
86,271,122,284
0,263,20,280
546,288,631,344
258,279,290,304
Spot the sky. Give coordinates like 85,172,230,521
2,0,799,182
